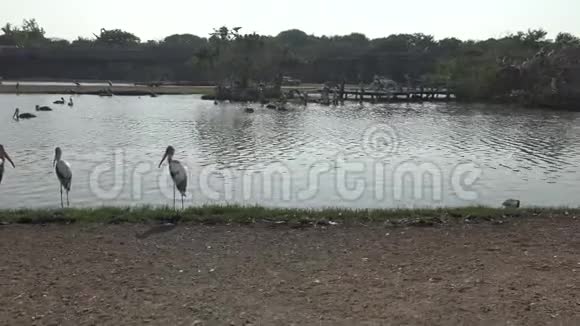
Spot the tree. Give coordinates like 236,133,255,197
276,29,310,47
0,19,46,46
210,26,241,41
163,34,205,48
555,32,580,47
94,28,140,46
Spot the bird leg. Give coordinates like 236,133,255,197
67,190,70,208
60,186,63,209
173,186,176,211
181,195,184,210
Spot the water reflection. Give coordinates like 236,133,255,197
1,94,580,209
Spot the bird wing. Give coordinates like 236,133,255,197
56,160,72,191
169,161,187,195
0,161,4,184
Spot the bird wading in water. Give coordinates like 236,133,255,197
13,108,36,121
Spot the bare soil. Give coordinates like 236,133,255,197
1,217,579,325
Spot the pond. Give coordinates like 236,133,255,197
1,94,580,209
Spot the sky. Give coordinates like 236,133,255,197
1,0,578,41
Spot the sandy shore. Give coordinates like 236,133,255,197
0,216,578,325
0,83,214,95
0,83,321,96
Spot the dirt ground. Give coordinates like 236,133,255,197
1,217,579,325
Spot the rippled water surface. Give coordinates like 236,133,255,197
1,94,580,209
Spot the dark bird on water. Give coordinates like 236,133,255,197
68,97,74,107
159,146,187,210
245,107,255,113
36,105,53,111
53,97,65,105
13,108,36,121
0,144,16,185
54,147,72,208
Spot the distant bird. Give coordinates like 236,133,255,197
107,80,113,87
266,103,277,109
74,81,81,87
159,146,187,210
245,107,255,113
53,147,72,208
53,97,65,105
68,97,74,107
0,144,16,185
13,108,36,121
36,105,53,111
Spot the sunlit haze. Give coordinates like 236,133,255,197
1,0,579,41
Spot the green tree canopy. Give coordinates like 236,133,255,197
94,28,140,46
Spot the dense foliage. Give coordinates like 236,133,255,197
1,19,579,100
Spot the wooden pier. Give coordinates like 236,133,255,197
308,87,455,104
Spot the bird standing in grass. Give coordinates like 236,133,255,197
0,145,15,185
53,147,72,208
159,146,187,210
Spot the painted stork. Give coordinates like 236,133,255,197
53,147,72,208
13,108,36,121
159,146,187,209
36,105,53,111
53,97,66,105
0,145,15,185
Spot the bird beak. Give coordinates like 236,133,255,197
1,148,15,168
159,152,168,168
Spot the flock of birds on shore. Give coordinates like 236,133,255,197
3,95,188,209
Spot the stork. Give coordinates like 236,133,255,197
0,145,15,185
159,146,187,209
53,147,72,208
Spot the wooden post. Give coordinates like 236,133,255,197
339,79,346,104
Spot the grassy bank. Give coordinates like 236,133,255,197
0,205,577,226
